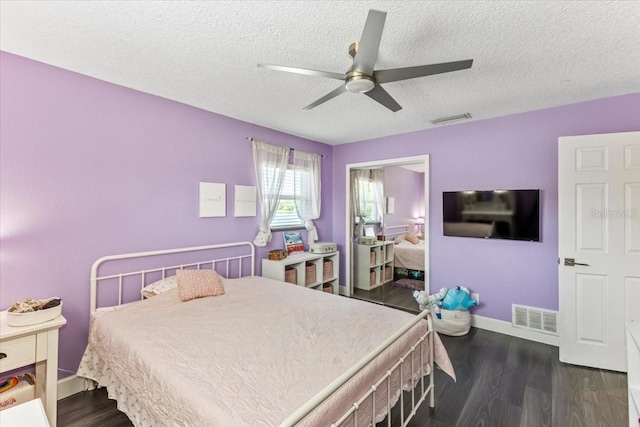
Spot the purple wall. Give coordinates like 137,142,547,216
331,92,640,322
0,52,333,376
2,49,639,380
384,166,424,232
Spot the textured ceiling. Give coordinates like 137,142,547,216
1,1,639,145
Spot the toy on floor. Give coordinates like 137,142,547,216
412,287,447,317
412,286,478,319
440,286,478,311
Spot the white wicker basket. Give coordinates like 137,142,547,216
6,303,63,327
433,309,471,336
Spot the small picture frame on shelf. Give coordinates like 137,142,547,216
364,225,376,237
283,231,304,255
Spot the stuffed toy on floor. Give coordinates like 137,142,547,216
440,286,478,311
412,287,447,317
413,286,477,319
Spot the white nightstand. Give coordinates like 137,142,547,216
0,311,66,427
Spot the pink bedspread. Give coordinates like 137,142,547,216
79,276,454,426
394,240,426,271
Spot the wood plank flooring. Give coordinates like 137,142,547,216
352,282,420,314
57,319,628,427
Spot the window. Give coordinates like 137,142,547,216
354,172,384,224
269,166,304,229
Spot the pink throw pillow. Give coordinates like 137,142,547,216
176,269,225,302
405,233,419,244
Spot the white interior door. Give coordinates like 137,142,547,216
558,131,640,372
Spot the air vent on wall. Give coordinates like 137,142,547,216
512,304,558,335
430,113,471,125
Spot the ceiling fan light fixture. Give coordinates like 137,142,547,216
258,9,472,111
345,75,375,93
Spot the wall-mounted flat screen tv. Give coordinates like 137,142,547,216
443,189,540,241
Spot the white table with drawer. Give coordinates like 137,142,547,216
0,311,66,427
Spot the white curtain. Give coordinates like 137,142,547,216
252,140,290,246
351,169,385,238
351,169,369,238
371,169,385,228
293,150,321,242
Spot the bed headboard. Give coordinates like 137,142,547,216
90,241,255,313
383,224,411,241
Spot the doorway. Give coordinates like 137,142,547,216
343,155,429,313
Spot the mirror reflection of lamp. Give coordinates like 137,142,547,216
414,216,425,236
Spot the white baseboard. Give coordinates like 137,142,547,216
57,375,87,400
471,314,559,347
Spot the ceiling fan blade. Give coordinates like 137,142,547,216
352,9,387,74
258,63,345,80
365,84,402,112
374,59,473,84
303,85,348,110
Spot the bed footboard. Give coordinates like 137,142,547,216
280,309,435,427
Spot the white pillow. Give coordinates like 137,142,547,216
394,234,406,244
141,276,178,298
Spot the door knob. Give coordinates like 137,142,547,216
564,258,589,267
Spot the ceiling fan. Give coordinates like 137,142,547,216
258,9,473,112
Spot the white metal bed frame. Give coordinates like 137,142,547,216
88,241,436,427
384,224,412,241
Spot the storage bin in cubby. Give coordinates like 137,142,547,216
305,262,316,286
0,373,36,412
284,267,297,284
323,260,333,280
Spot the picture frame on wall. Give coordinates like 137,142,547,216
234,185,256,217
386,197,395,214
199,182,226,218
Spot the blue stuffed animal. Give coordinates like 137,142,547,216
440,286,478,311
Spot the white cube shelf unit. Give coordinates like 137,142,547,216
354,241,394,291
262,251,340,294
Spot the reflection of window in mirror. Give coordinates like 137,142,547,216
352,169,384,225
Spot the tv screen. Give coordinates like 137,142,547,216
443,189,540,241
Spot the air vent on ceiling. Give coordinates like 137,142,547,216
430,113,472,125
512,304,558,335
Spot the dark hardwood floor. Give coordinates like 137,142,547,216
352,282,421,314
57,386,132,427
58,324,628,427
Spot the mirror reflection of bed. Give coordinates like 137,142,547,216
348,159,428,314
